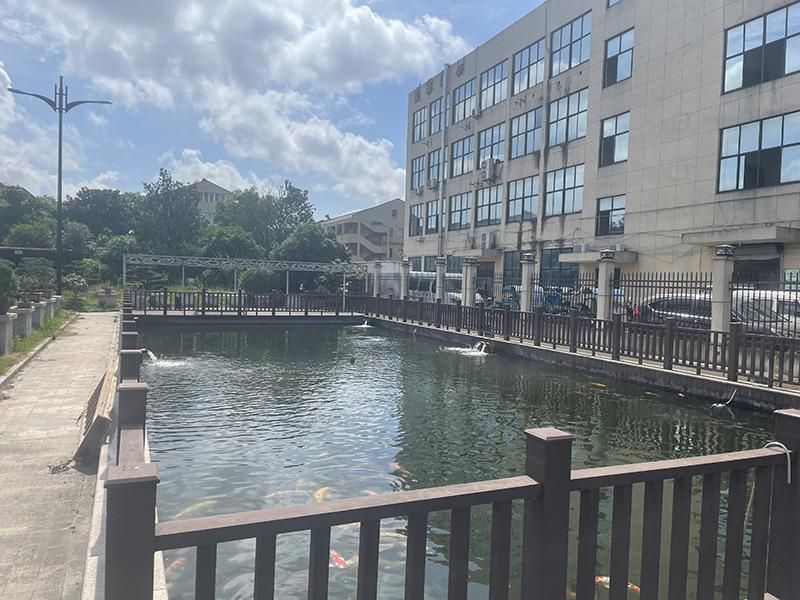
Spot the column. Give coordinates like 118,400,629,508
596,249,616,321
373,261,382,297
400,259,410,299
0,312,17,354
434,257,447,302
712,244,735,332
520,252,537,313
462,257,478,307
10,306,33,338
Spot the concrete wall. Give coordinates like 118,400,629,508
322,198,406,261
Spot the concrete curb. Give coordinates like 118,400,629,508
0,311,79,390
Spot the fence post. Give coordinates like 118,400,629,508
201,288,206,316
611,313,622,361
162,288,168,316
304,294,309,317
712,245,734,332
435,299,442,328
119,349,142,382
373,261,382,298
727,322,741,381
237,289,243,316
402,296,408,323
766,409,800,599
521,428,574,600
503,304,511,341
663,317,675,370
120,331,139,350
533,308,542,347
479,305,486,336
569,308,578,353
455,301,462,332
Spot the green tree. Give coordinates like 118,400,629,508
271,181,315,246
240,269,283,294
15,258,56,292
97,234,138,281
134,169,203,255
64,188,137,235
199,225,265,259
214,188,273,250
0,185,55,240
270,221,349,263
3,221,56,248
0,259,17,313
62,220,94,259
66,258,105,285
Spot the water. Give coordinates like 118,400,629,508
141,324,772,599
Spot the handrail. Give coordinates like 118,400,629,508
570,447,788,490
154,475,539,550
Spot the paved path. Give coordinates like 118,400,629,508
0,313,117,600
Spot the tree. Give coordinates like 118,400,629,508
3,221,56,248
66,258,105,285
97,234,138,282
64,188,137,235
0,259,17,313
15,258,56,292
62,220,94,259
214,188,273,250
199,225,265,259
134,169,203,255
240,269,283,294
270,222,349,263
0,185,55,240
271,181,315,247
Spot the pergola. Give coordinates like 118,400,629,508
122,253,367,293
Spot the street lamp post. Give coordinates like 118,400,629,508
8,75,110,294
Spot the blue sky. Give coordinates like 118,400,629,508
0,0,539,218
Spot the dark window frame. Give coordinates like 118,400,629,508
409,204,424,236
512,39,546,95
429,97,443,135
478,123,506,164
412,106,428,143
451,135,475,178
507,175,539,222
410,155,426,189
425,199,440,234
604,28,634,87
448,192,472,231
510,107,543,159
480,60,509,109
551,11,593,77
596,194,626,236
452,79,477,124
544,164,585,216
475,184,503,227
599,112,630,167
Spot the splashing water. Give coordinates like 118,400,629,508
353,319,372,329
441,341,489,357
144,349,159,362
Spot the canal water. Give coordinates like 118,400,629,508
141,324,772,600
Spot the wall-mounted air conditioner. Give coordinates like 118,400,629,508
472,106,482,119
481,158,496,182
415,186,424,196
427,179,439,191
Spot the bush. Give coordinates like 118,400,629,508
15,257,55,293
240,269,283,294
0,259,17,313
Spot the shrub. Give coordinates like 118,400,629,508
0,259,17,314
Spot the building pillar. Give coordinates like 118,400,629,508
400,259,410,299
373,261,382,297
0,312,17,354
462,257,478,307
520,252,537,313
434,257,447,303
31,302,47,328
9,306,33,338
712,244,735,332
596,249,616,321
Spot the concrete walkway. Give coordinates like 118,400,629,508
0,313,117,600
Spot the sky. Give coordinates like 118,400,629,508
0,0,539,218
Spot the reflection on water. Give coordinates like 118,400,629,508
142,325,772,600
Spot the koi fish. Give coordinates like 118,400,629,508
174,499,218,518
390,462,413,477
265,490,309,499
644,391,658,397
314,486,332,502
595,576,641,594
590,382,607,389
329,550,347,569
165,556,187,577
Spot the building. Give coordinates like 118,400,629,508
187,178,233,222
321,198,405,262
404,0,800,284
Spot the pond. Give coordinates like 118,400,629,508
141,324,772,600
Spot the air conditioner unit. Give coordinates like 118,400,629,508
472,106,482,119
415,186,424,196
481,158,496,182
427,179,439,191
480,232,496,250
466,235,477,249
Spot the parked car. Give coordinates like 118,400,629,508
731,290,800,336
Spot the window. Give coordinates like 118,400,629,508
412,107,427,143
447,192,472,231
718,111,800,191
551,12,592,76
548,89,588,146
600,112,630,166
475,184,503,227
447,256,463,273
411,156,425,189
503,251,522,283
430,97,443,135
409,257,422,271
608,0,622,6
604,29,634,86
428,149,441,183
423,256,436,272
513,39,546,95
724,3,800,93
510,107,543,159
545,164,584,216
507,176,539,222
392,209,398,217
596,195,625,236
449,192,472,230
480,61,508,108
541,248,578,282
425,199,440,234
452,79,476,124
343,222,358,233
451,135,474,177
409,204,424,236
478,123,505,163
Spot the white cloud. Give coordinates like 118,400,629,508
160,148,274,192
88,112,108,127
65,170,120,197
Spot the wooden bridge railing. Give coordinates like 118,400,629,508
107,298,800,600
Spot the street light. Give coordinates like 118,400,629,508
8,75,111,294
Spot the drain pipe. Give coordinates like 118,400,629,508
438,63,449,259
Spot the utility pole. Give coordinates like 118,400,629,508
8,76,111,293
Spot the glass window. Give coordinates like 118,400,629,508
507,175,539,222
718,110,800,191
599,112,630,166
428,149,441,182
409,257,422,271
596,195,625,236
411,156,425,189
545,164,584,216
724,2,800,92
608,0,621,5
478,123,506,163
451,135,474,178
409,204,424,236
412,107,427,143
503,251,523,284
448,192,472,230
446,255,463,274
423,256,436,272
429,97,443,135
540,247,578,282
480,61,508,109
510,107,543,159
452,79,476,124
425,199,440,234
548,88,588,146
475,184,503,227
551,12,592,76
605,29,634,87
512,39,546,95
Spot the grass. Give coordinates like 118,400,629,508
61,290,120,312
0,309,74,376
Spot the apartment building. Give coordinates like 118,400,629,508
322,198,405,262
187,178,233,222
404,0,800,284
